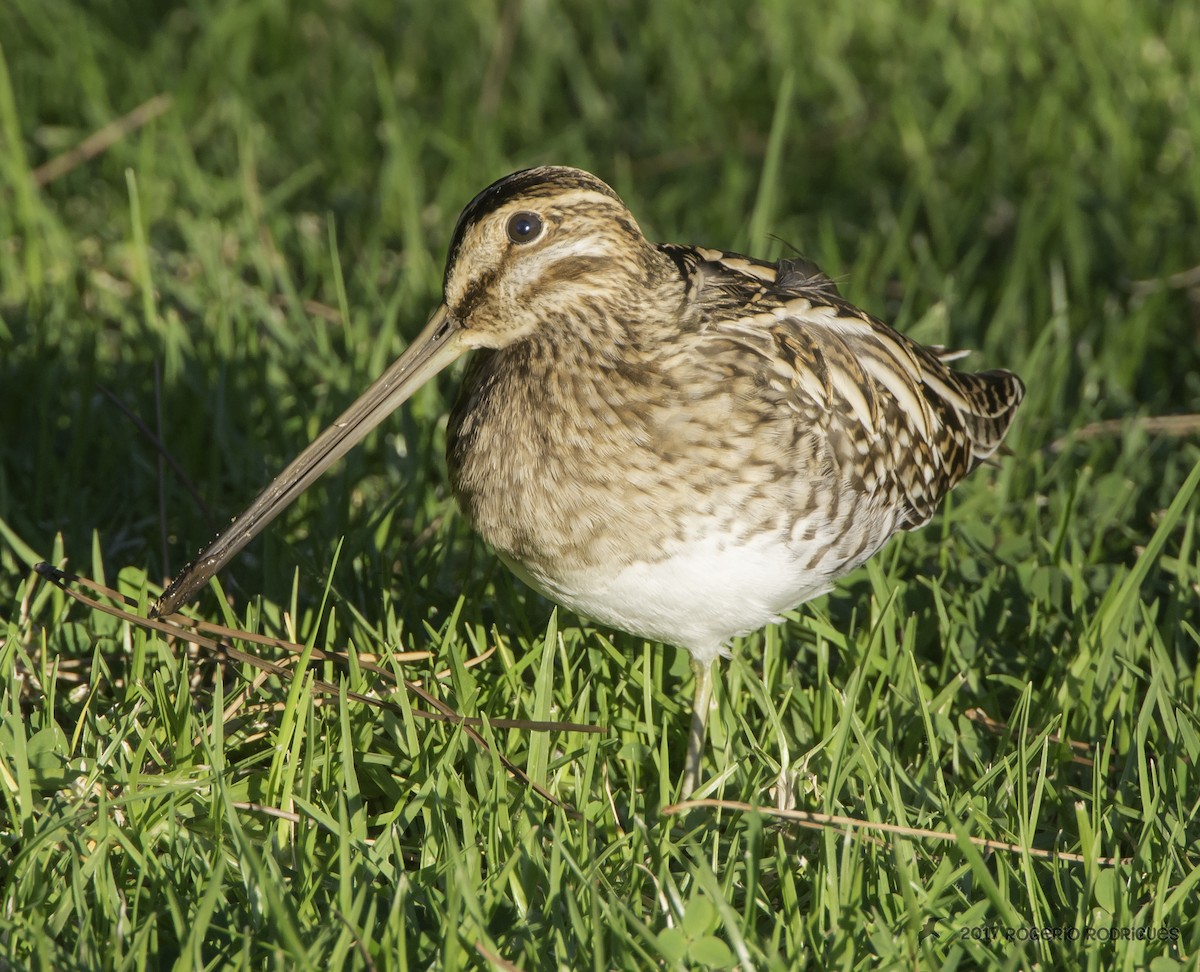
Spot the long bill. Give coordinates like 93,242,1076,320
152,304,465,618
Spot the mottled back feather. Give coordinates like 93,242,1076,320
660,243,1025,529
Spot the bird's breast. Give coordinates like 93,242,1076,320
443,340,904,653
446,343,691,576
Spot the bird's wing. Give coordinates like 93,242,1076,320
661,244,1025,529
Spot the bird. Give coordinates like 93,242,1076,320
153,165,1024,796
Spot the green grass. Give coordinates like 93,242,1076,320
2,0,1199,967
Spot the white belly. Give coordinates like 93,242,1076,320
500,528,844,664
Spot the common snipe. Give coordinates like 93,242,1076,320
155,166,1024,796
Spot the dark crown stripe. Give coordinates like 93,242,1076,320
444,167,622,288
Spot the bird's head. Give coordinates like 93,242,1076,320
439,165,663,349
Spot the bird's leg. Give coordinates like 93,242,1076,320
682,655,715,797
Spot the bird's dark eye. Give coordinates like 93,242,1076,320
506,211,543,244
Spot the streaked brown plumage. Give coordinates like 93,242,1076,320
154,165,1024,796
